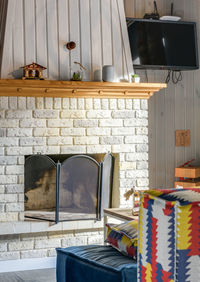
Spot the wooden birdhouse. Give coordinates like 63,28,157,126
22,62,46,80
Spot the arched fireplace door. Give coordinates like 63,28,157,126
24,153,114,223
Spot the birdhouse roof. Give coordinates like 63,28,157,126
21,62,47,70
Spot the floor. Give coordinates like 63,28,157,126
0,268,56,282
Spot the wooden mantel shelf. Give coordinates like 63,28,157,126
0,79,166,99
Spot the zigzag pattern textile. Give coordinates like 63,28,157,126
138,188,200,282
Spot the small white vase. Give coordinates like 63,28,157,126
133,76,140,83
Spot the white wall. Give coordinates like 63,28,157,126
124,0,200,188
1,0,133,82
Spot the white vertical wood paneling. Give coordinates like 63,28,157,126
80,0,91,81
0,0,8,77
124,0,200,188
123,0,135,18
183,0,196,164
174,82,185,167
1,0,131,81
101,0,112,66
13,0,24,78
165,81,175,187
57,0,70,80
135,0,145,18
117,0,134,78
46,0,59,79
1,0,16,78
69,0,80,79
154,72,166,188
185,72,195,162
122,0,135,80
111,0,123,81
144,0,153,14
148,71,157,188
193,0,200,160
24,0,36,64
35,0,47,77
90,0,102,80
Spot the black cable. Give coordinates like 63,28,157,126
171,3,174,16
154,1,158,14
172,70,182,84
145,70,148,82
165,70,182,84
165,70,171,84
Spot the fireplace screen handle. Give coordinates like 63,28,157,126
56,161,61,224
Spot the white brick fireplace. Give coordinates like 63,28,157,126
0,95,148,261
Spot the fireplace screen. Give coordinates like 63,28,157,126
24,154,114,223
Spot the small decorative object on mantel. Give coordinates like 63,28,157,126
66,41,76,50
132,74,140,83
102,65,114,82
71,61,86,81
22,62,46,80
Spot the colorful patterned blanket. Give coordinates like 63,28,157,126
138,188,200,282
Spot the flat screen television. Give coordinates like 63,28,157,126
127,18,199,70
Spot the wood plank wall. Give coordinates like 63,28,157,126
124,0,200,188
0,0,133,80
0,0,8,77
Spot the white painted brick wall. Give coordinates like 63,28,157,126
5,185,23,194
7,129,32,137
0,186,5,194
0,129,6,137
33,110,59,119
6,203,24,212
0,213,18,222
33,128,59,137
35,239,61,249
0,97,149,260
0,194,18,203
0,252,20,261
6,110,32,119
61,128,85,136
0,243,7,252
0,204,5,212
61,110,86,118
5,165,24,175
8,241,34,251
74,137,99,145
86,110,111,118
21,249,47,259
47,119,73,128
61,146,86,154
47,137,73,146
0,138,18,146
87,128,110,136
87,145,111,154
0,229,105,260
20,119,46,128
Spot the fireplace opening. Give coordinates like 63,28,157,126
24,153,114,223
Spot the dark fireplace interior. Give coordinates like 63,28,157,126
24,153,114,223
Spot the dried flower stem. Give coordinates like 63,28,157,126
74,61,87,71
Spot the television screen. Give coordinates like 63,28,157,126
127,19,199,70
